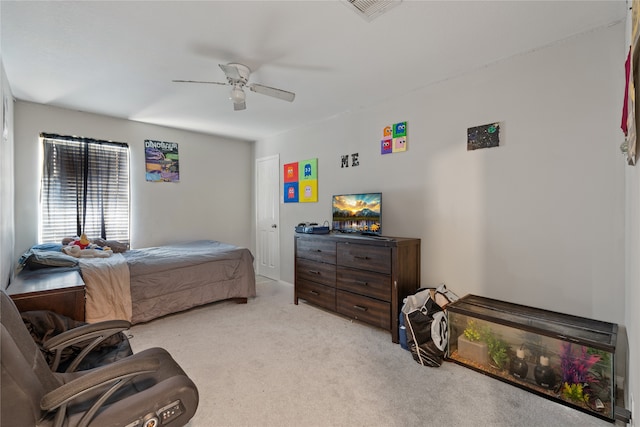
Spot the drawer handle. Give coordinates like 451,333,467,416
353,305,368,312
308,270,321,275
356,281,369,287
315,249,322,252
310,290,320,296
354,256,370,260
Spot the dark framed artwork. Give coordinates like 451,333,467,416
467,122,500,151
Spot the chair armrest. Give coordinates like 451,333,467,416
43,320,131,372
43,320,131,350
40,356,160,411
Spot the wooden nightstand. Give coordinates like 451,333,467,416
7,268,86,321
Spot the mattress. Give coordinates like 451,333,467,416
78,240,256,324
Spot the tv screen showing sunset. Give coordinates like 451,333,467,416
332,193,381,234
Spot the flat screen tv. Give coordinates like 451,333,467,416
332,192,382,235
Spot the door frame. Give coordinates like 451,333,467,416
255,154,280,280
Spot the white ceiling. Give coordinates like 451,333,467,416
1,1,628,141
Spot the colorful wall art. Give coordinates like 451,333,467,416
283,161,299,203
145,139,180,182
284,158,318,203
381,121,407,154
467,123,500,150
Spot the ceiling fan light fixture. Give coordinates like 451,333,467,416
229,86,245,103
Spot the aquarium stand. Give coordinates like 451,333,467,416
446,294,622,423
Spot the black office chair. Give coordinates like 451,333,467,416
1,289,199,427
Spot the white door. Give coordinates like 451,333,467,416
256,155,280,280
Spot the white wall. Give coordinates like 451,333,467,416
14,101,255,255
625,154,640,423
0,59,15,288
625,6,640,420
258,21,633,414
256,23,626,326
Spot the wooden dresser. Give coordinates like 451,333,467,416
7,268,86,321
294,233,420,343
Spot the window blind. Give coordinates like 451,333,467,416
40,134,130,244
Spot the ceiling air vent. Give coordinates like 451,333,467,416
342,0,402,22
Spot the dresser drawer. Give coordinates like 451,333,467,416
336,267,391,302
296,258,336,287
296,238,336,264
337,290,390,330
297,279,336,311
337,243,391,274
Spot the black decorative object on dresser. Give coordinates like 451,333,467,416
294,233,420,343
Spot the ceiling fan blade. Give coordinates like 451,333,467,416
219,64,243,80
172,79,227,86
233,100,246,111
249,83,295,102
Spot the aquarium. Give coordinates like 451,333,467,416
446,294,618,422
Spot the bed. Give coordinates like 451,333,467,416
17,240,256,324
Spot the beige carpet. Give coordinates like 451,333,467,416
129,277,613,427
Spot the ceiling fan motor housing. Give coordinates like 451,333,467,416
224,63,251,85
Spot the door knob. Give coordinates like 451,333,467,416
271,224,277,228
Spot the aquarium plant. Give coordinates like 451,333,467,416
484,330,509,369
585,348,612,401
560,343,600,386
460,319,510,369
562,382,589,403
559,342,601,405
463,319,482,342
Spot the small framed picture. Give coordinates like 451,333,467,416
468,123,500,151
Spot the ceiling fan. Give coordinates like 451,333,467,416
173,63,295,111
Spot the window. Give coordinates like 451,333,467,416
40,133,130,244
